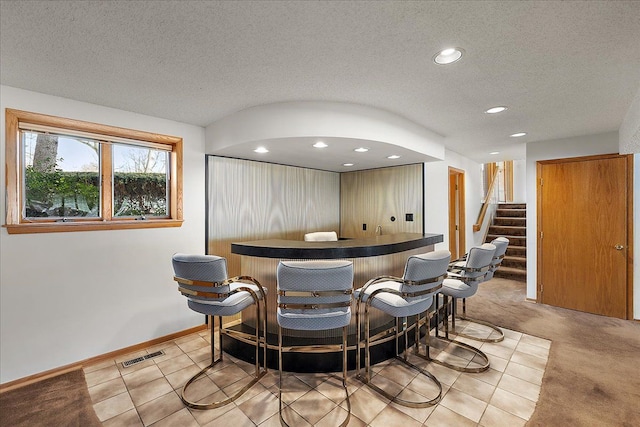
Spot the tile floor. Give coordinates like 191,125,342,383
85,321,550,426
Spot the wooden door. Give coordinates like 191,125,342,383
448,167,466,260
538,154,632,319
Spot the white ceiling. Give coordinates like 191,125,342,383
1,0,639,169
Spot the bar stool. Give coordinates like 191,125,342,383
485,237,510,281
171,253,267,409
355,250,450,408
276,260,353,427
448,237,509,343
432,243,496,373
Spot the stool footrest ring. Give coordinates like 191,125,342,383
444,315,505,343
427,335,490,373
180,360,267,410
357,355,442,408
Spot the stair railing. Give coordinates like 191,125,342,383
473,169,500,233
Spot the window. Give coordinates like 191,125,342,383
112,144,169,218
5,109,183,233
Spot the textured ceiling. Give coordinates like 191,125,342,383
1,0,639,167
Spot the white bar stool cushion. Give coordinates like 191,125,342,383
441,278,478,299
304,231,338,241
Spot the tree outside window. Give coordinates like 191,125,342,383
23,131,100,218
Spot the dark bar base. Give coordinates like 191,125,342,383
222,312,443,372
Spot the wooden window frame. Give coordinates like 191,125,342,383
4,109,183,234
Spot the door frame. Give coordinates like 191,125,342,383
536,153,634,319
448,167,466,260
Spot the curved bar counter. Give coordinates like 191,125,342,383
225,233,443,371
231,233,443,259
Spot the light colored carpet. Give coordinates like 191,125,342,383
468,278,640,427
0,369,101,427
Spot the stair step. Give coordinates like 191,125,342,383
506,245,526,257
493,217,526,226
496,209,526,218
489,225,526,236
502,255,527,269
487,234,526,247
489,204,527,281
498,203,526,210
493,266,526,282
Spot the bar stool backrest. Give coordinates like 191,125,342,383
403,250,451,302
460,243,496,284
485,237,509,280
172,253,230,302
277,260,353,330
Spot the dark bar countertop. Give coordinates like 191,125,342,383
231,232,443,259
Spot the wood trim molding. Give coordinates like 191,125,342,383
6,109,182,145
101,142,113,222
473,167,499,232
4,108,184,234
5,110,20,226
537,152,624,165
0,324,207,393
626,154,634,320
4,219,184,234
458,171,466,253
536,161,543,303
170,139,184,220
448,167,466,258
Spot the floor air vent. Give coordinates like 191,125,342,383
122,350,165,368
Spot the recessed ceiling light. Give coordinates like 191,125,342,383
254,147,269,153
490,151,500,155
354,147,369,153
433,47,464,65
485,106,507,114
313,141,328,148
510,132,527,138
387,155,401,159
343,163,354,167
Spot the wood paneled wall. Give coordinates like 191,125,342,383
206,156,340,276
340,164,424,238
207,158,424,275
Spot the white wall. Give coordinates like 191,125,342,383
0,86,206,383
525,131,638,319
512,159,527,203
424,150,484,254
619,88,639,316
619,84,640,154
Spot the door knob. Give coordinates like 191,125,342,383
614,244,624,250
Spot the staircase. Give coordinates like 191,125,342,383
486,203,527,281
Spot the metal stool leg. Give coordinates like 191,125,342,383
357,292,442,408
278,325,351,427
446,297,505,343
427,295,491,373
180,293,266,410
